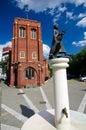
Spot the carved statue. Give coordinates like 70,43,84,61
49,24,67,59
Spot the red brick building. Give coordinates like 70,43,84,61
2,46,12,56
9,18,49,88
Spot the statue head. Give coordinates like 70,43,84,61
54,23,58,29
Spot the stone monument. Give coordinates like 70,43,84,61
21,24,86,130
49,24,67,59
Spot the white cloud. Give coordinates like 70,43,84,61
72,32,86,47
12,0,86,24
84,32,86,39
74,0,86,7
43,44,50,59
76,17,86,27
53,13,61,23
58,6,67,12
66,11,76,20
13,0,61,12
12,0,86,13
0,41,12,61
78,13,86,18
72,40,86,47
48,8,55,16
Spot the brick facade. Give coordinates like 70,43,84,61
9,18,49,88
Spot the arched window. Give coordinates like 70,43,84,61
19,27,25,38
25,68,35,79
31,29,37,39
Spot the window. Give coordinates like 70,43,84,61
19,27,25,37
31,29,37,39
20,51,25,58
32,52,37,59
26,68,35,79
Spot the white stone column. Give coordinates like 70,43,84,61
49,57,70,130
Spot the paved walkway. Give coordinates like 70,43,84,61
0,78,86,130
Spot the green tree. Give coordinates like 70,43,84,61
1,56,9,75
48,64,53,77
68,47,86,75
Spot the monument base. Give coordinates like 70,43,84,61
21,58,86,130
21,109,86,130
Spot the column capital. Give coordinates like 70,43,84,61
49,57,69,69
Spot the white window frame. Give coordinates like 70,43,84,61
19,27,25,38
31,29,37,39
20,51,25,58
32,52,37,59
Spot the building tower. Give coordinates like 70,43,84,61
10,18,49,88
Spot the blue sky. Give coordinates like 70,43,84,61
0,0,86,60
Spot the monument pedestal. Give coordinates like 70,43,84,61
49,58,70,129
21,58,86,130
21,110,86,130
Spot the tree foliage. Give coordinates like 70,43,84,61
48,64,53,77
0,57,9,74
68,47,86,76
